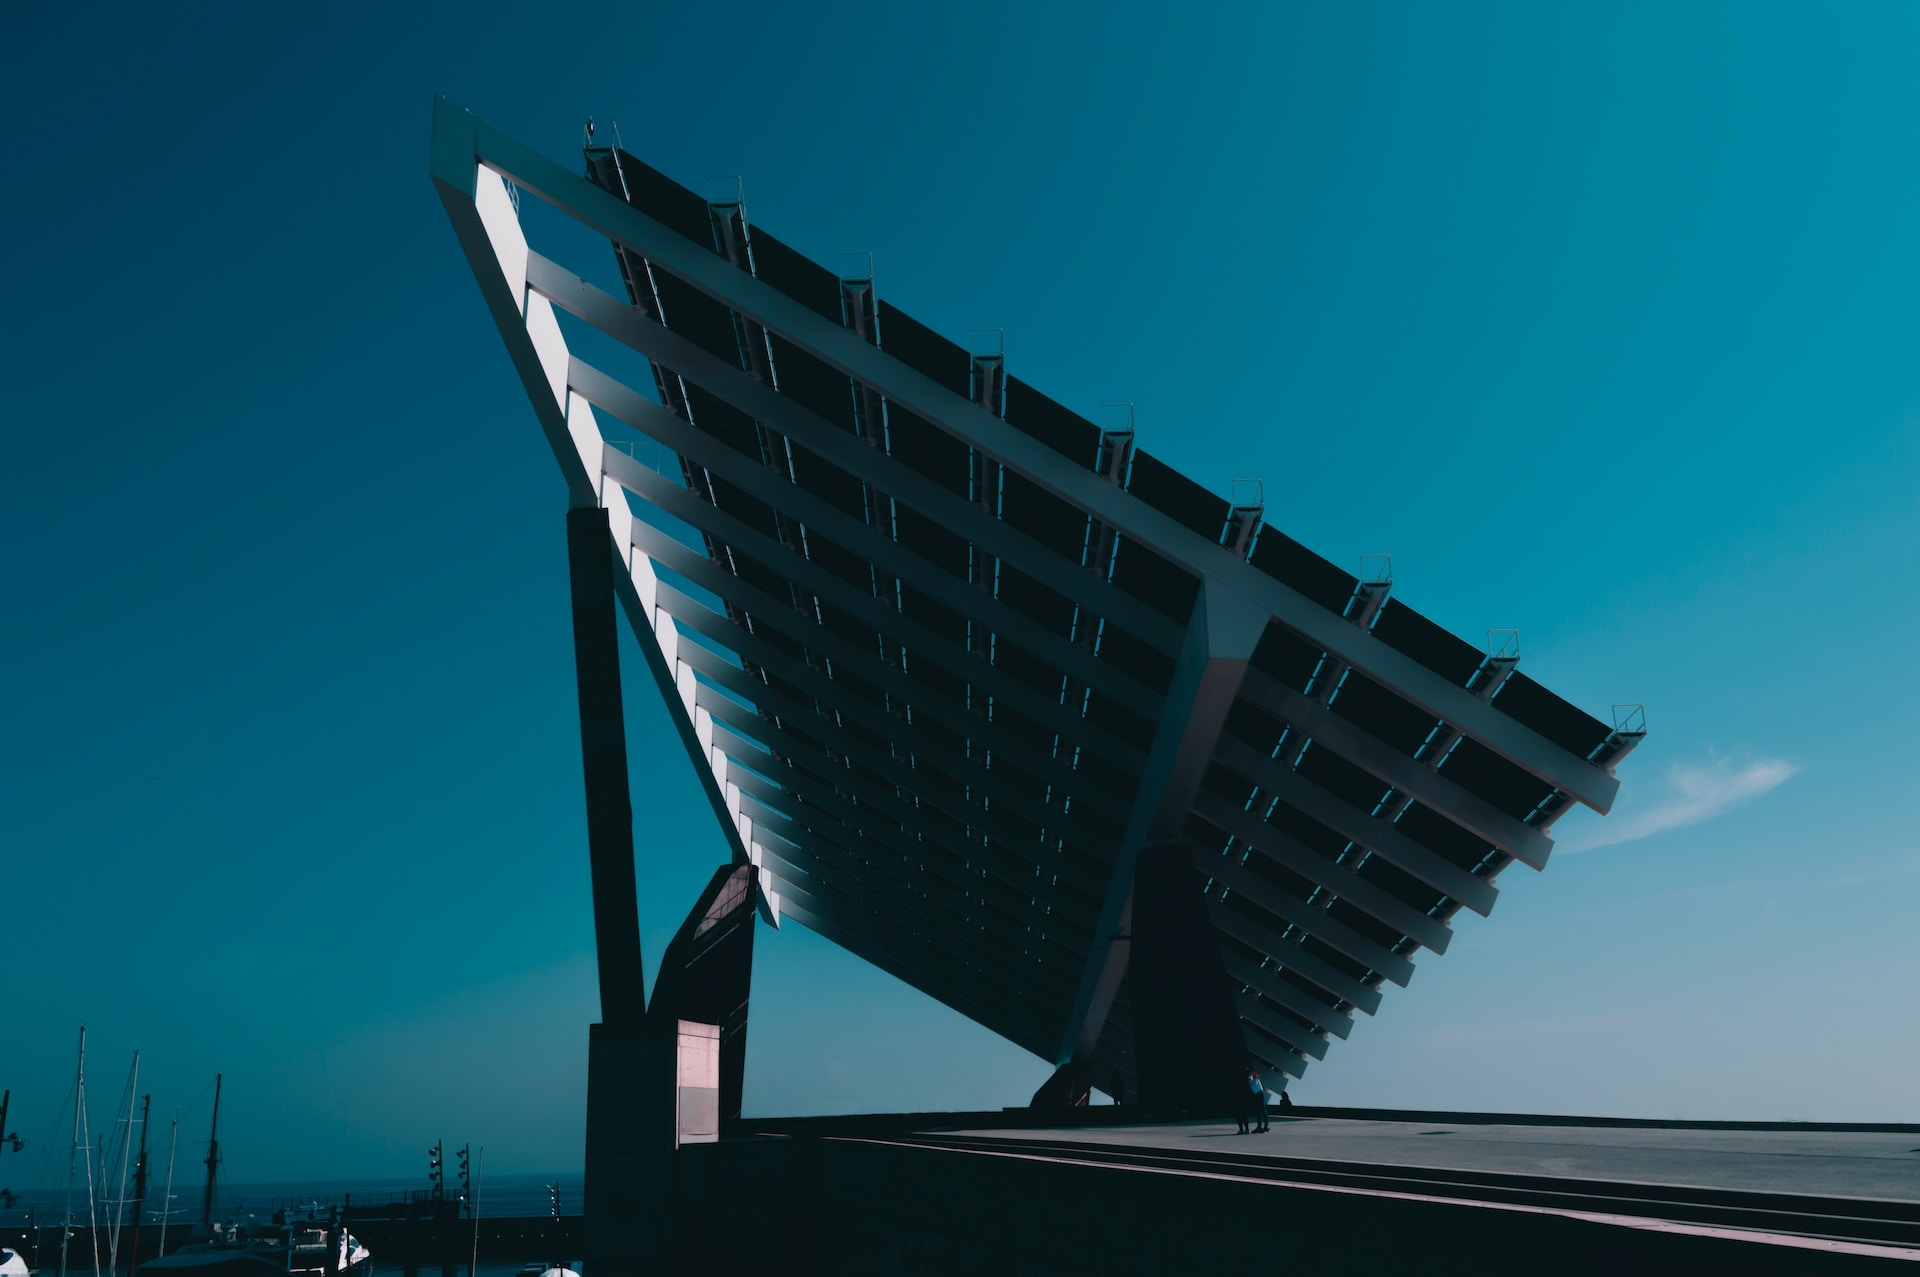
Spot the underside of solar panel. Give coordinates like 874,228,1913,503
433,102,1643,1102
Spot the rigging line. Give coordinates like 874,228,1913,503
171,1079,215,1128
32,1073,82,1191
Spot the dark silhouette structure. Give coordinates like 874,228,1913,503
431,98,1645,1269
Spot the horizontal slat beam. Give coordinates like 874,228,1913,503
499,158,1616,810
721,741,1085,971
657,582,1120,887
1195,840,1418,985
1237,991,1329,1061
1239,668,1553,871
680,637,1109,901
611,451,1147,777
525,251,1186,654
1191,792,1454,954
1214,735,1499,917
586,370,1163,711
734,786,1080,993
631,516,1140,803
1208,900,1383,1016
707,708,1094,956
1221,952,1353,1040
743,808,1072,1028
711,714,1093,938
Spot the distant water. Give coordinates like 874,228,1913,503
0,1171,586,1231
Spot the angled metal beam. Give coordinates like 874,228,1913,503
743,819,1060,996
1214,735,1500,917
734,782,1064,978
676,635,1110,902
429,106,595,508
1107,993,1305,1082
588,379,1164,711
629,515,1144,792
703,693,1096,934
606,538,753,862
722,749,1084,974
1243,1044,1310,1081
1221,952,1353,1040
649,563,1125,867
430,123,756,926
653,580,1122,889
743,831,1066,1041
1239,668,1554,871
1194,840,1417,986
1237,991,1330,1061
1208,901,1383,1016
1053,584,1271,1066
641,545,1132,867
1190,792,1452,954
432,102,1642,1096
475,124,1618,811
766,871,1057,1049
709,715,1091,961
732,788,1081,1002
612,457,1147,777
528,252,1185,654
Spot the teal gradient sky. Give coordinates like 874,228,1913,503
5,2,1919,1181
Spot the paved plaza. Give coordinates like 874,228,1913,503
963,1118,1920,1202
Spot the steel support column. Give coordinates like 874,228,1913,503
1130,841,1249,1112
1045,582,1270,1094
569,505,648,1024
568,505,668,1275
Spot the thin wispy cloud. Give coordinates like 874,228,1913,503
1558,757,1798,854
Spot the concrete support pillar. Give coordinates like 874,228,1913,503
1129,842,1246,1113
584,1026,675,1274
567,506,664,1273
1045,580,1270,1102
567,505,647,1025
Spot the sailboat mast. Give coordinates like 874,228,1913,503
125,1094,151,1277
83,1055,100,1277
60,1024,85,1277
106,1053,139,1272
469,1147,483,1277
156,1113,178,1259
199,1075,221,1240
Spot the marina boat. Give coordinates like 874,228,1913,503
137,1224,370,1276
1,1248,28,1277
133,1072,369,1277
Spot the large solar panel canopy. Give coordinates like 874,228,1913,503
431,98,1644,1099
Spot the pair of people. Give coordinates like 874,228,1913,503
1236,1065,1271,1134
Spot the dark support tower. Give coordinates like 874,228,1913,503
1128,843,1248,1114
436,101,1641,1165
568,505,647,1025
568,506,666,1274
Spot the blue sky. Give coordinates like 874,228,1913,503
5,1,1919,1182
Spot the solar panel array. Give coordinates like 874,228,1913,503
436,105,1641,1096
